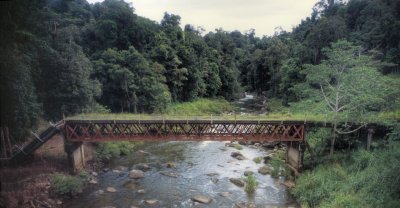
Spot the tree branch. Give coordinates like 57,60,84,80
320,85,335,111
336,123,367,134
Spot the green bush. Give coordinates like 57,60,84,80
95,141,136,160
234,144,243,150
50,173,83,196
252,157,262,164
269,151,290,178
244,174,258,194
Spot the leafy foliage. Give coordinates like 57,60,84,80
244,174,258,194
50,173,83,196
95,141,136,160
1,0,399,145
293,140,400,208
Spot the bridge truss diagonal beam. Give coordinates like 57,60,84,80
64,120,305,142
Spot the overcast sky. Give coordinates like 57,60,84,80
87,0,318,37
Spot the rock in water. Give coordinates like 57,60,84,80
244,170,254,176
229,178,245,187
165,162,176,168
145,199,158,205
231,152,246,160
160,172,178,178
89,179,98,184
106,187,117,193
282,180,295,189
122,180,138,190
191,195,212,204
129,169,144,179
206,172,219,177
135,163,151,171
219,192,231,197
258,166,272,175
137,189,146,194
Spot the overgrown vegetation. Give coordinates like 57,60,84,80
252,157,262,164
94,141,136,161
269,150,291,179
234,144,243,150
165,98,233,115
244,174,258,194
293,125,400,207
50,173,86,196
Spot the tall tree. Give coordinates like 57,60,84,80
303,40,386,155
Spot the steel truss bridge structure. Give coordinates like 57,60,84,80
63,120,305,142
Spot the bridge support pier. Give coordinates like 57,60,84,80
286,141,305,171
65,141,86,173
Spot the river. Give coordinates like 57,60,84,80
65,95,298,208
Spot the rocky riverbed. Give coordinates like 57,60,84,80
64,140,298,208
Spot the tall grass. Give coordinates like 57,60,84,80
292,141,400,208
244,174,258,194
165,98,233,115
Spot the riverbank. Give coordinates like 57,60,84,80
291,126,400,208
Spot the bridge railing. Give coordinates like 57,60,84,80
66,113,316,123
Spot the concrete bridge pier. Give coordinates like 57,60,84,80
286,141,305,172
64,140,86,173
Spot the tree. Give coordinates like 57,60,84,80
303,40,385,155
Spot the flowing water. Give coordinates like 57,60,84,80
65,95,298,208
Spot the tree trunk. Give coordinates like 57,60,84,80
330,120,337,156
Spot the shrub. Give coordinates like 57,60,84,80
244,174,258,194
50,173,83,196
252,157,262,164
95,141,136,160
234,144,243,150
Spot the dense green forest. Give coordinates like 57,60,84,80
1,0,399,141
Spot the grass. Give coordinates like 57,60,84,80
66,97,398,124
244,174,258,194
253,157,262,164
166,98,233,115
234,144,243,150
292,140,400,208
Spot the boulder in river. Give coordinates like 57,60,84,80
145,199,158,205
165,162,177,168
135,163,151,171
231,152,247,160
258,166,272,175
129,169,144,179
137,189,146,194
229,178,245,187
160,172,178,178
264,155,273,163
123,180,138,190
244,170,254,176
235,202,256,208
262,141,280,149
191,195,212,204
282,180,295,189
106,187,117,193
89,179,98,184
114,166,128,171
206,172,219,177
219,192,231,197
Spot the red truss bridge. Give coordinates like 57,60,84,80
63,120,305,142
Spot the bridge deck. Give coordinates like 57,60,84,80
64,120,306,142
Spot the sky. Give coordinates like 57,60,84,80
87,0,318,37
